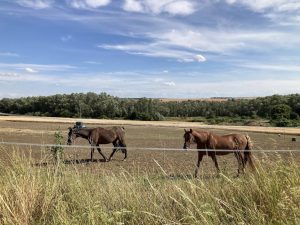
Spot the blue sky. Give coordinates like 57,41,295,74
0,0,300,98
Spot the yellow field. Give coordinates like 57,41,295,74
1,115,300,135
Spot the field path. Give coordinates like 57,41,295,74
1,115,300,135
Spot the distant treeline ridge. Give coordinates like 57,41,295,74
0,92,299,126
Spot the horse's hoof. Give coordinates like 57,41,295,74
122,159,126,162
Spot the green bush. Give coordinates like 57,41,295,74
272,118,291,127
49,131,64,162
127,111,165,121
271,104,291,120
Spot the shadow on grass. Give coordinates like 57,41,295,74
34,158,108,167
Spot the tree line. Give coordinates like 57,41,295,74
0,92,299,126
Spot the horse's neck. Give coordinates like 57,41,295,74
76,128,92,139
193,131,210,142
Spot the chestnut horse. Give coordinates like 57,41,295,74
183,129,254,177
67,126,127,162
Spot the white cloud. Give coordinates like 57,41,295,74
1,63,300,98
177,58,194,63
123,0,144,12
240,63,300,73
0,73,19,78
180,79,300,97
2,71,300,98
163,0,196,15
122,0,196,16
99,27,299,62
225,0,300,25
277,2,300,12
84,61,102,64
164,81,175,86
99,43,206,63
194,54,206,62
25,67,38,73
0,52,20,57
0,63,76,72
0,72,50,82
68,0,111,9
61,35,72,42
225,0,287,12
155,29,299,53
16,0,53,9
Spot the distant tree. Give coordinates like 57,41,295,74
0,93,299,126
271,104,292,120
290,112,299,120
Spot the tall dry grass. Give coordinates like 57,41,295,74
0,149,300,225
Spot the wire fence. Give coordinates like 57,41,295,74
0,141,300,153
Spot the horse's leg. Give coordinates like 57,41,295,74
234,151,245,176
239,151,245,173
210,154,220,174
96,145,108,162
108,141,118,161
121,142,127,161
88,138,95,162
194,152,204,178
119,138,127,161
90,146,95,162
244,152,248,167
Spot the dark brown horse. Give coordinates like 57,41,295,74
67,126,127,162
183,129,255,177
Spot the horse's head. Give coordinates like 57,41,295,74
183,128,195,149
67,127,77,145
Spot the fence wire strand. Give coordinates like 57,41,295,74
0,141,299,153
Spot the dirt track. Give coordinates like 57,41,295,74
0,115,299,135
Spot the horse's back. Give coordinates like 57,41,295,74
208,133,247,151
90,127,117,144
83,126,126,145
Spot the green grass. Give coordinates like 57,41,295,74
0,149,300,225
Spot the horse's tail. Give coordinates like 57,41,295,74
117,127,127,149
244,135,255,170
118,132,127,158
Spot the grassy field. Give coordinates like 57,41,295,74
0,117,300,224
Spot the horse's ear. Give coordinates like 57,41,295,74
184,128,187,132
190,128,193,133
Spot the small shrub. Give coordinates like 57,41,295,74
272,118,291,127
49,131,64,162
